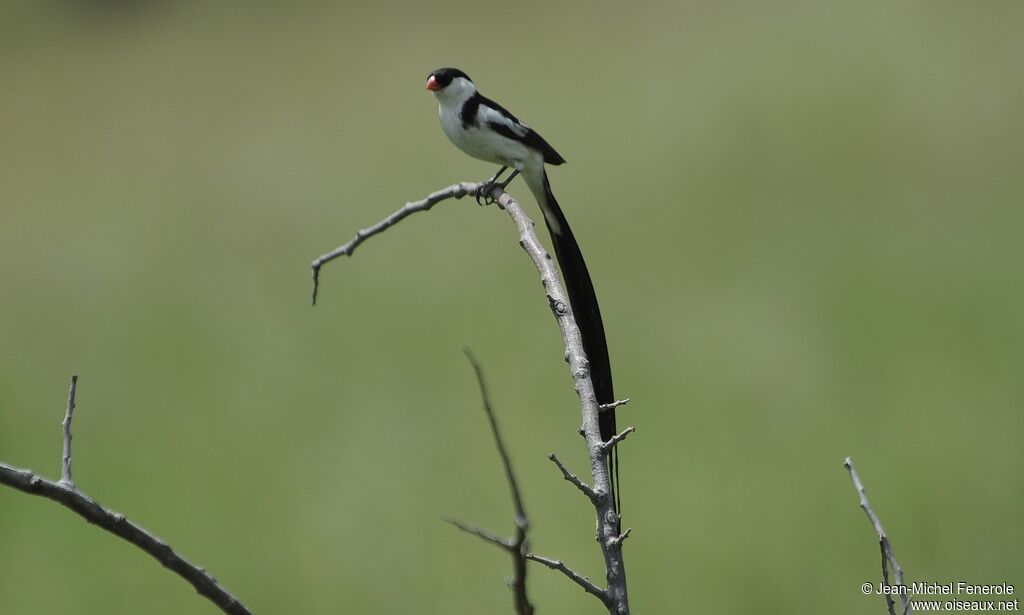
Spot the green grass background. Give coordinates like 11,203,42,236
1,2,1022,613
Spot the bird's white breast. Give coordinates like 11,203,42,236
438,104,535,169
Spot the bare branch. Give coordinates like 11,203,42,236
59,374,78,488
525,553,612,607
310,181,479,305
844,457,910,615
0,378,252,615
314,184,631,613
548,453,598,503
0,464,251,615
460,349,534,615
601,427,636,454
494,190,630,613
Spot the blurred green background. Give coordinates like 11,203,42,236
1,1,1022,613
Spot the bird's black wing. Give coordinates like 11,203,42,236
469,93,566,165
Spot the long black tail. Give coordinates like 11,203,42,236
534,171,619,516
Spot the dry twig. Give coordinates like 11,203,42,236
844,457,910,615
59,374,78,488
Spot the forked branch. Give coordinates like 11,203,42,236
0,376,252,615
445,350,534,615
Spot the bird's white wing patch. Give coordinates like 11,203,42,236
479,105,529,137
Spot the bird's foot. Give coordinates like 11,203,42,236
474,181,501,206
476,169,521,206
474,166,509,206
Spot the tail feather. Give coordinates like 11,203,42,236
527,169,620,517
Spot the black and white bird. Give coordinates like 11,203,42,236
426,67,620,513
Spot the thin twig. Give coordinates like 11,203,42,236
548,453,598,503
446,517,514,550
844,457,910,615
464,350,529,534
0,378,252,615
601,427,636,453
599,398,631,413
525,553,613,607
309,182,479,305
461,349,534,615
59,374,78,488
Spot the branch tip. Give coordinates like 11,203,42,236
599,397,631,413
602,426,636,452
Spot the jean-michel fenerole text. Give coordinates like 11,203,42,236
873,583,1015,596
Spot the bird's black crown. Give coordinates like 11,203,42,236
428,67,472,88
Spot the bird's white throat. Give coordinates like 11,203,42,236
432,76,476,108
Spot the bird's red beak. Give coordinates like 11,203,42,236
425,75,441,91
